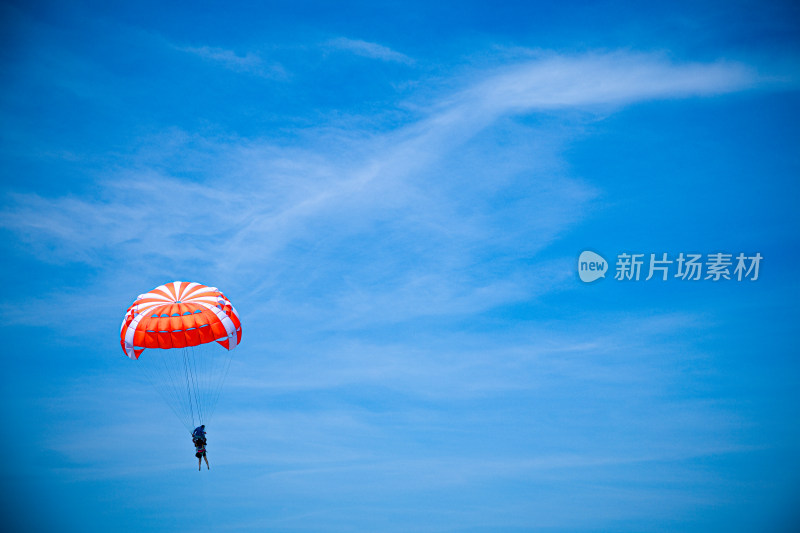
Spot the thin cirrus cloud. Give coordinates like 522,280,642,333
213,52,758,267
326,37,415,65
178,44,288,79
0,51,761,334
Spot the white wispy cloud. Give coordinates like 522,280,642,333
462,52,755,112
230,309,711,403
179,45,288,79
326,37,414,65
0,51,759,336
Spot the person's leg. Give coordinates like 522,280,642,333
198,455,202,471
204,453,210,469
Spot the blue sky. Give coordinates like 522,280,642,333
1,1,799,531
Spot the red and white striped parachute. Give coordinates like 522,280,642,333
120,281,242,358
120,281,242,431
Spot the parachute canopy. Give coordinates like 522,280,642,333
120,281,241,359
120,281,242,431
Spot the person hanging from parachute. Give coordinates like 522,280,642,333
120,281,242,469
193,425,209,470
